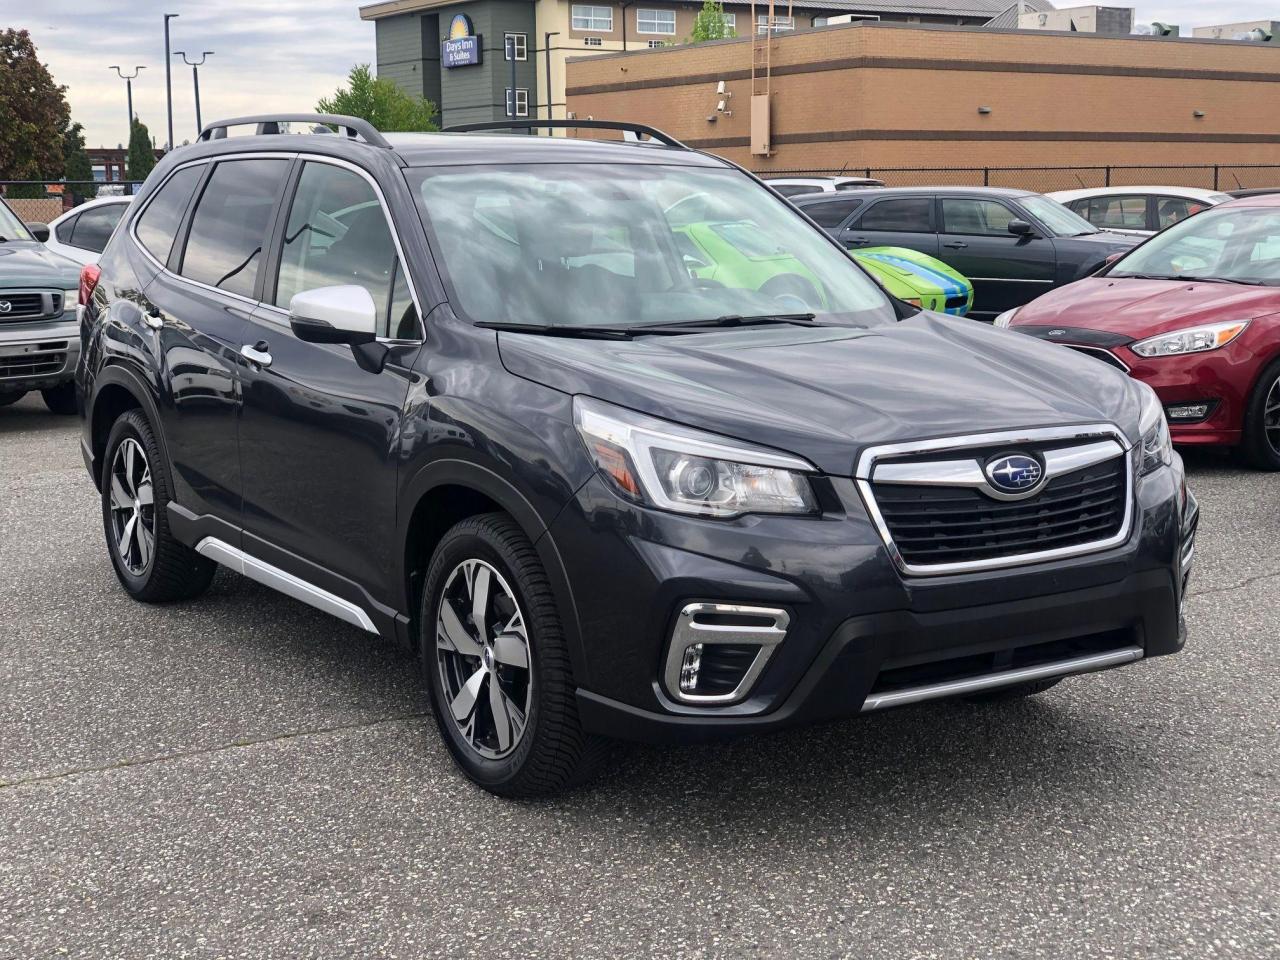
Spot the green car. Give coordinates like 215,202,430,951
673,219,973,317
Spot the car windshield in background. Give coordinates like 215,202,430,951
1020,195,1098,237
0,201,32,242
407,164,894,330
1109,206,1280,285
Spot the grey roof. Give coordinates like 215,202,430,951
723,0,1036,15
982,0,1056,29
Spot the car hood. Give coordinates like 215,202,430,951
1011,276,1280,340
498,313,1140,475
1063,231,1142,251
0,241,80,288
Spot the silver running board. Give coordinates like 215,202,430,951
860,645,1144,712
194,537,379,634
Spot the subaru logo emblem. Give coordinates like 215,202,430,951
1047,329,1065,337
0,300,11,313
985,454,1044,495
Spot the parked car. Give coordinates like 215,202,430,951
45,196,133,266
793,187,1139,321
79,114,1196,797
853,246,973,316
765,175,884,199
1227,188,1280,199
0,197,82,413
1047,186,1232,237
1001,192,1280,468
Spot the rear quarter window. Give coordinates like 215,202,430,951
135,165,205,263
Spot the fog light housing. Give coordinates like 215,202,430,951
679,643,704,693
664,603,790,705
1166,402,1213,422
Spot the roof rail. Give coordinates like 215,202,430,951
443,119,689,150
198,114,392,149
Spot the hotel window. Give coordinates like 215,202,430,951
756,14,794,33
722,12,736,30
572,5,613,31
505,88,530,118
636,8,676,34
504,33,527,60
583,36,603,45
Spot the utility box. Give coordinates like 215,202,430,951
1192,21,1278,42
1018,5,1134,35
750,95,771,156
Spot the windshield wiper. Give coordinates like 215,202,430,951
475,320,636,340
1178,275,1272,286
631,313,819,333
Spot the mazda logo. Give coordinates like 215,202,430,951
985,454,1044,495
0,300,11,314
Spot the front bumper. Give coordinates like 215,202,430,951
553,460,1194,743
0,318,80,394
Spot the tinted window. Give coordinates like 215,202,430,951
806,198,862,228
772,184,823,198
274,162,417,338
71,203,127,254
181,159,288,298
1155,196,1209,230
135,165,204,262
941,198,1016,236
858,198,933,232
55,211,80,243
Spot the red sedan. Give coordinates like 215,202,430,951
999,193,1280,468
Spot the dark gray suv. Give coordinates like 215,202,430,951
79,116,1197,796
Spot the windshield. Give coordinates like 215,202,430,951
1109,206,1280,285
0,200,32,241
407,164,894,329
1020,195,1098,237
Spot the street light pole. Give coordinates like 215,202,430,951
163,13,179,152
109,65,146,145
544,32,559,131
175,51,214,136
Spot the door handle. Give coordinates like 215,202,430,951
943,241,969,249
240,341,272,368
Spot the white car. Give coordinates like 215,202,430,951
766,176,884,199
1046,186,1232,237
44,196,133,266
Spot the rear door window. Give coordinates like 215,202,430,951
1085,195,1147,230
180,159,290,299
135,165,205,263
70,203,128,254
805,198,863,228
857,198,933,233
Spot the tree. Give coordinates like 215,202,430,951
63,121,95,201
0,29,71,198
126,117,156,182
317,64,438,133
688,0,737,42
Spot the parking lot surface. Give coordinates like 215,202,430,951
0,393,1276,960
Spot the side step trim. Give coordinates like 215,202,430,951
860,645,1143,712
194,537,379,634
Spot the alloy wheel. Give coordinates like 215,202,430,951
1265,374,1280,457
435,559,532,760
108,438,156,576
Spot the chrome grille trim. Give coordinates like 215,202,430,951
855,424,1135,577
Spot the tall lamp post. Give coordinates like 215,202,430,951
175,51,214,135
544,31,559,131
163,13,179,152
109,65,145,143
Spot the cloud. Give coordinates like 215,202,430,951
26,0,373,149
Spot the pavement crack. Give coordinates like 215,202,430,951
0,712,429,790
1188,567,1280,600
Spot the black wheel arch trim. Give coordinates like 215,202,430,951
87,362,170,493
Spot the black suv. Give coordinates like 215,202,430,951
79,115,1198,796
793,187,1139,321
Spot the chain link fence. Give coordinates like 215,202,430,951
0,181,145,224
755,165,1280,194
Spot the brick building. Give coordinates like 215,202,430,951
563,20,1280,178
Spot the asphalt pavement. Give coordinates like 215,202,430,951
0,393,1276,959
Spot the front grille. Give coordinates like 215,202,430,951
0,341,69,380
872,456,1126,567
0,291,58,321
1068,345,1129,372
944,294,969,310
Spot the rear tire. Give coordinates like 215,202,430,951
964,677,1062,703
420,513,606,797
0,391,24,407
1240,358,1280,471
41,382,78,415
101,409,216,602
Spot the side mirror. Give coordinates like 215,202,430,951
288,285,377,346
26,222,50,243
1007,219,1036,238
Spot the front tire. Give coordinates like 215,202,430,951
1241,358,1280,470
41,382,78,415
101,409,216,602
420,513,604,797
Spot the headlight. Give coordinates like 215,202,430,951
1135,382,1173,476
63,288,79,312
573,396,818,517
1130,320,1248,358
993,307,1019,329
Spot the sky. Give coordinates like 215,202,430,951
18,0,1280,150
